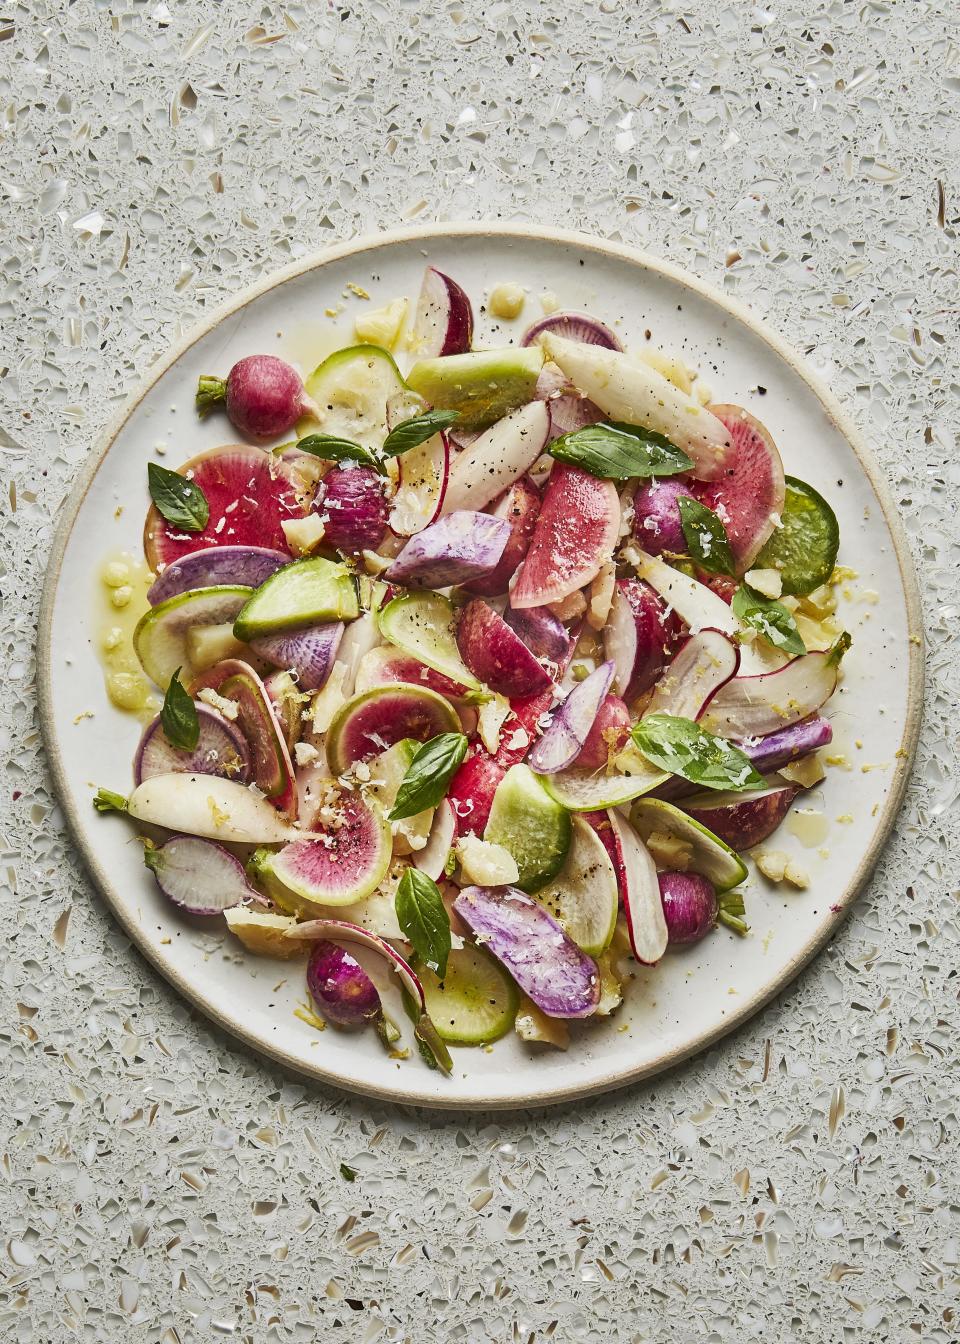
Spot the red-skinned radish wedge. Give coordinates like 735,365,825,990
126,773,299,843
306,940,383,1028
256,792,391,907
413,799,457,880
144,835,263,915
143,445,308,571
442,401,550,515
699,643,847,740
389,431,450,536
574,694,631,771
325,683,460,775
510,464,620,610
147,546,289,605
503,604,572,666
453,886,601,1019
461,476,541,598
456,599,554,699
606,812,669,965
134,705,251,786
354,646,469,701
604,577,683,701
680,777,800,850
658,872,718,946
528,662,614,774
250,621,344,691
538,332,731,480
410,266,474,357
695,405,785,572
386,511,511,588
644,629,740,722
446,752,507,836
521,311,623,351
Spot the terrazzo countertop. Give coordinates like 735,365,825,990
2,3,958,1341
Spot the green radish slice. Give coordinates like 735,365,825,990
257,793,392,906
378,591,483,692
754,476,840,595
303,344,419,451
483,763,571,892
539,758,667,811
413,944,519,1044
406,347,544,431
532,815,618,956
134,586,253,689
126,773,298,843
629,796,748,891
325,684,461,775
233,557,358,641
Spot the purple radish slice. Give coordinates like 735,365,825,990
442,401,550,515
527,661,615,775
316,465,388,553
197,354,320,441
306,940,383,1028
264,792,391,905
390,430,451,536
147,546,290,606
410,266,474,358
385,511,511,588
144,835,263,915
134,705,250,786
453,886,600,1019
456,599,554,699
633,477,696,556
413,799,456,881
658,871,717,946
521,311,623,351
250,621,344,691
644,629,740,722
680,777,800,850
503,605,573,665
285,918,453,1072
700,646,846,740
606,812,669,965
654,715,834,803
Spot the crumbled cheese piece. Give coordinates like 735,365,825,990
744,567,783,599
539,291,559,314
361,548,392,576
754,849,809,888
488,282,525,320
594,953,623,1017
354,296,408,348
282,513,326,555
102,560,130,588
456,835,520,887
515,997,569,1048
548,590,587,622
645,829,693,869
779,753,826,788
352,760,372,783
197,687,240,720
799,584,836,618
477,693,511,755
207,796,230,829
502,727,530,753
110,584,134,609
102,626,124,652
345,281,370,299
294,741,320,767
587,562,616,630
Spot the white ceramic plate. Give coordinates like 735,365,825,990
39,225,922,1109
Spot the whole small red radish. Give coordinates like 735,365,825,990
196,354,319,441
573,694,631,770
317,465,388,553
658,871,717,946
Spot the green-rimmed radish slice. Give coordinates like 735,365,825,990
629,796,748,891
754,475,840,595
247,848,403,935
406,347,544,431
255,792,392,907
539,755,668,811
303,344,420,450
233,557,358,642
378,590,482,693
134,586,253,689
413,944,519,1045
126,773,298,844
532,814,618,956
483,763,571,893
325,684,461,775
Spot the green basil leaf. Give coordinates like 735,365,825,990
632,713,764,791
161,667,200,752
395,867,452,978
732,584,806,657
548,422,693,481
388,732,468,821
147,461,209,532
677,496,735,576
93,787,128,814
295,433,381,472
382,409,460,458
717,888,749,937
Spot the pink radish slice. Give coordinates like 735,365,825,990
144,835,264,915
606,811,668,965
521,311,623,351
411,266,474,358
654,714,833,802
456,599,554,699
693,405,786,572
644,629,740,721
699,648,844,740
389,432,451,536
528,661,615,774
681,778,800,850
658,872,717,946
134,705,250,786
190,658,297,815
385,511,511,588
603,577,683,701
632,477,695,556
267,793,389,902
453,886,600,1019
250,621,344,691
413,799,456,881
503,604,572,665
510,464,620,610
442,401,550,515
148,546,290,605
143,445,308,571
353,646,468,701
307,940,382,1028
461,476,541,598
317,465,388,553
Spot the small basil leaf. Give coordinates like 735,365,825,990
93,787,128,814
148,461,209,532
395,867,452,978
161,667,200,752
632,713,764,791
382,409,460,458
732,584,806,657
388,732,468,821
296,433,382,472
548,422,693,481
677,496,735,576
717,888,749,936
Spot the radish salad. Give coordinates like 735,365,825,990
94,264,848,1071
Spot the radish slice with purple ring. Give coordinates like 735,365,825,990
606,811,669,965
306,940,383,1028
410,266,474,358
453,886,601,1019
134,704,251,786
527,661,615,775
521,311,623,351
147,546,290,606
699,642,847,740
284,918,453,1072
143,835,264,915
413,799,456,882
249,621,344,691
385,511,512,588
643,629,740,722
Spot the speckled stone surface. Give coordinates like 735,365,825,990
2,3,958,1341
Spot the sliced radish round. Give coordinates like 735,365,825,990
262,793,392,906
144,835,262,915
134,705,250,786
510,464,620,610
699,646,845,740
521,310,623,350
353,646,469,701
413,799,456,881
389,431,450,536
325,684,460,775
410,266,474,358
127,773,298,843
527,661,614,774
147,546,290,605
442,401,550,515
249,621,344,691
644,629,740,721
606,812,668,965
694,405,786,572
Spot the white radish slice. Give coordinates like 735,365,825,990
532,814,619,956
699,647,844,740
389,432,451,536
441,401,550,515
633,551,736,635
127,774,300,843
528,662,615,774
539,332,731,480
644,630,740,722
335,610,383,696
144,835,263,915
607,811,668,965
413,799,456,881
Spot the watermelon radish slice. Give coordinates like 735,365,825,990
259,792,392,908
644,629,740,722
694,406,785,572
325,684,461,775
538,760,667,812
134,586,253,689
147,546,290,605
249,621,344,691
134,705,250,786
143,445,309,571
389,431,450,536
353,646,469,701
510,464,620,610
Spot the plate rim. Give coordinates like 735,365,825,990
37,222,924,1110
